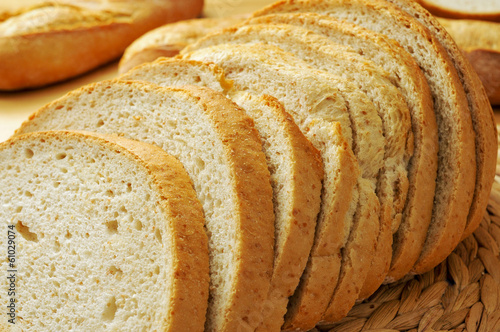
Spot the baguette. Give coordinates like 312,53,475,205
0,130,209,331
119,57,325,332
0,0,203,90
15,81,275,332
436,17,500,105
119,16,244,74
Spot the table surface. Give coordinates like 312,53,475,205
0,0,498,143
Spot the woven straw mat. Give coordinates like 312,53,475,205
312,127,500,332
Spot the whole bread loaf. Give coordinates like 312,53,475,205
0,0,203,90
0,130,209,331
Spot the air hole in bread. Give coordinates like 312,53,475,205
65,230,72,239
102,296,117,321
134,220,143,231
25,148,34,158
126,183,132,192
16,221,38,242
108,265,123,279
105,189,114,197
55,152,67,160
105,220,118,234
155,228,162,243
15,206,22,213
54,239,61,252
53,181,61,188
97,119,105,127
24,190,33,197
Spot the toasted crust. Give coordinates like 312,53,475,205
0,130,210,331
248,12,438,283
0,0,204,90
386,0,497,266
15,81,275,332
119,17,244,74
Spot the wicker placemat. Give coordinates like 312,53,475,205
314,135,500,332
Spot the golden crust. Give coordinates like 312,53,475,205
249,94,324,332
283,122,361,330
0,130,210,331
178,85,276,332
0,0,203,90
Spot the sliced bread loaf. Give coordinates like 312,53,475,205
184,22,412,300
254,0,476,277
387,0,498,251
120,58,325,332
119,16,244,74
248,12,439,282
14,82,275,332
182,43,380,330
0,130,209,331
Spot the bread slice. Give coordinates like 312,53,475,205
14,82,275,332
119,16,244,74
120,58,325,332
184,22,413,301
436,17,500,105
254,0,476,278
248,12,439,283
415,0,500,21
0,130,209,331
387,0,498,251
182,42,380,330
0,0,203,90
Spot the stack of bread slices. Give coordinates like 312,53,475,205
2,0,497,331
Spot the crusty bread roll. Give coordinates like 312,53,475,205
415,0,500,22
0,130,209,331
0,0,203,90
119,16,244,74
437,17,500,105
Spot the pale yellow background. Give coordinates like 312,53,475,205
0,0,276,142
